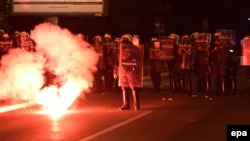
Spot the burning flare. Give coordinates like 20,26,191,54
0,22,98,119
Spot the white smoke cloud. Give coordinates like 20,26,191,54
30,23,98,89
0,49,45,101
0,22,99,108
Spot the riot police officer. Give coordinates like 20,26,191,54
117,34,143,110
191,32,202,94
12,31,20,48
241,36,250,91
0,33,13,58
226,31,238,95
103,33,115,91
149,37,163,92
112,37,121,92
19,31,35,52
194,33,212,96
177,35,194,94
166,34,179,93
92,35,105,93
209,30,232,96
210,32,222,95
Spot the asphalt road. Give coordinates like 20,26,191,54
0,88,249,141
0,65,250,141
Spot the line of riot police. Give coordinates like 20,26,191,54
1,28,248,95
148,29,240,96
91,33,121,93
0,30,36,59
52,30,249,98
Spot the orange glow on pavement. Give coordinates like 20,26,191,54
36,79,89,120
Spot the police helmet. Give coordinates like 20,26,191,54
14,31,20,36
214,32,222,38
190,32,199,41
93,35,102,43
104,33,111,39
199,33,207,39
2,33,9,39
0,29,4,34
243,36,250,44
114,37,120,42
169,34,177,40
151,37,158,42
77,33,83,38
133,34,139,38
20,31,29,38
121,34,132,43
243,36,250,41
181,35,190,42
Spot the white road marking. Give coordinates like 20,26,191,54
79,111,152,141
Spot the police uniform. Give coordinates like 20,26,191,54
165,34,180,93
118,34,143,110
209,30,233,95
177,35,193,94
12,31,20,48
19,31,35,52
92,35,105,93
112,37,121,91
149,37,163,92
227,35,238,95
0,33,13,58
210,32,222,95
103,34,116,91
194,33,211,95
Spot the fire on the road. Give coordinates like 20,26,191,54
0,22,98,119
37,79,88,120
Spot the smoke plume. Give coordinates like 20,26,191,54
0,22,98,110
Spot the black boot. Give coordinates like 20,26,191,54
214,76,221,95
179,78,185,94
174,74,180,93
195,75,202,94
169,73,176,92
204,75,211,96
132,89,140,110
220,76,227,96
230,75,237,95
119,87,130,110
154,72,161,92
186,76,192,95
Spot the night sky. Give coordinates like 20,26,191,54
8,0,250,42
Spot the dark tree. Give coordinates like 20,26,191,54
0,0,11,32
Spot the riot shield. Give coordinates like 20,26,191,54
159,36,175,60
241,37,250,66
0,40,13,51
118,43,144,88
178,43,193,69
196,33,211,51
194,33,211,64
0,39,13,56
149,48,161,60
149,41,161,60
216,29,235,45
